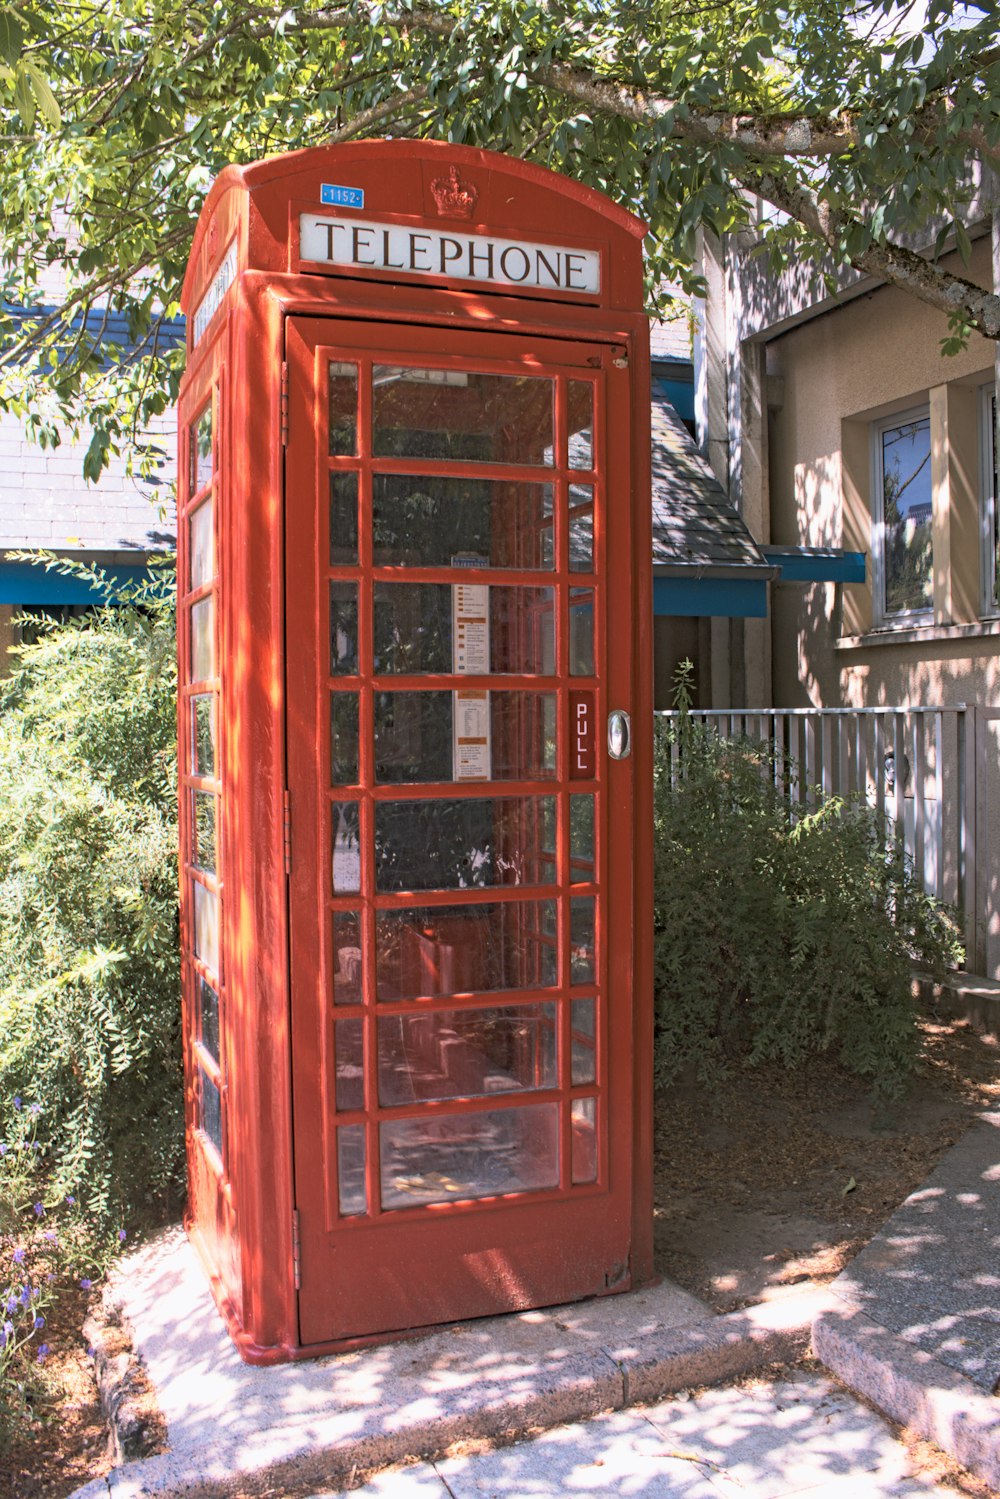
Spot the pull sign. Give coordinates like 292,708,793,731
570,690,596,780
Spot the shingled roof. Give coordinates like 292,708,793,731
651,378,773,577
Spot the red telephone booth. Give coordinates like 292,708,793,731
177,139,653,1363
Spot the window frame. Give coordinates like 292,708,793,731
980,379,998,618
871,402,934,628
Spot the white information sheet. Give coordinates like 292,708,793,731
452,556,491,780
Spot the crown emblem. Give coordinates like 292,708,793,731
431,165,478,220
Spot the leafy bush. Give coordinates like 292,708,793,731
653,672,963,1102
0,566,182,1225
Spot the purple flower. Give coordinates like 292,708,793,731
12,1247,24,1264
3,1320,12,1337
65,1195,75,1206
6,1297,16,1313
13,1097,21,1111
118,1229,127,1242
29,1103,40,1116
19,1286,30,1306
33,1202,44,1218
0,1143,6,1155
36,1343,49,1362
86,1344,95,1358
80,1278,93,1291
42,1231,56,1243
33,1315,44,1330
45,1274,54,1284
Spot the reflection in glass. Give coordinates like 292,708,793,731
192,695,215,778
373,367,553,466
191,790,216,873
570,794,595,876
571,1097,597,1184
378,1004,557,1106
190,404,213,495
199,1064,223,1160
568,382,594,470
569,588,594,676
190,499,214,589
335,1018,365,1111
337,1125,367,1216
330,692,359,784
372,474,554,570
380,1102,559,1209
190,597,214,683
568,485,594,572
329,362,358,456
330,583,358,674
374,691,557,783
374,584,554,675
333,911,363,1006
571,998,596,1085
374,796,555,891
198,976,220,1065
881,414,932,615
331,803,361,893
330,471,359,565
193,880,219,974
376,902,557,1000
570,896,595,984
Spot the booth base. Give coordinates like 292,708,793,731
73,1225,831,1499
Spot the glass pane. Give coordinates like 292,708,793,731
378,1003,557,1106
331,803,361,893
374,691,556,783
380,1102,559,1209
990,394,999,607
571,998,596,1085
568,485,594,572
376,902,558,1000
190,404,213,495
568,381,594,470
191,695,215,778
571,1097,597,1184
198,976,220,1065
337,1125,367,1216
374,795,555,891
569,588,594,676
190,597,214,683
335,1018,365,1111
190,499,214,590
570,896,595,984
330,692,359,784
374,584,554,675
881,414,932,614
333,911,363,1006
330,471,359,565
191,790,216,874
330,583,359,674
570,794,595,878
329,362,358,457
193,880,219,974
199,1064,223,1161
372,475,554,570
373,367,553,466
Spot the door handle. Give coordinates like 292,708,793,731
608,710,631,760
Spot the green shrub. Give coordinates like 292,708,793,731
653,673,963,1102
0,565,182,1225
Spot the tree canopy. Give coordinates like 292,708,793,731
0,0,997,472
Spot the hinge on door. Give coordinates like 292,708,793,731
283,789,292,875
292,1207,301,1291
280,361,289,446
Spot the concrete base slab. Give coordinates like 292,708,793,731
69,1228,825,1499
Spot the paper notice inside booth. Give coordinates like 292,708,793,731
452,556,491,781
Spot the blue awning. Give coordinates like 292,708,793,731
653,576,769,618
0,561,151,605
762,547,866,583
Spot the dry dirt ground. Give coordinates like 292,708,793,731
3,1016,999,1497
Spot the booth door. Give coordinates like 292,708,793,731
285,316,636,1346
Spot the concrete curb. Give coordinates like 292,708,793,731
814,1305,1000,1492
69,1287,830,1499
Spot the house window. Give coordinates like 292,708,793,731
873,406,932,621
981,381,998,614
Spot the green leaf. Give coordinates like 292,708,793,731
0,6,23,67
22,60,60,128
12,58,33,128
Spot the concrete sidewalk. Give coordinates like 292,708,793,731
70,1228,827,1499
310,1368,964,1499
